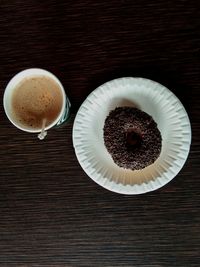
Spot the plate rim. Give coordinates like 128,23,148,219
72,77,192,195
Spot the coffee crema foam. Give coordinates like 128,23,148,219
11,75,63,129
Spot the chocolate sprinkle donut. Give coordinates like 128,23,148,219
103,107,162,170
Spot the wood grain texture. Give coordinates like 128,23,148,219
0,0,199,266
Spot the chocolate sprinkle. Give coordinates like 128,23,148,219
103,107,162,170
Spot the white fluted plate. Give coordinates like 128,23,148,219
73,77,191,194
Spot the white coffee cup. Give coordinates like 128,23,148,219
3,68,71,135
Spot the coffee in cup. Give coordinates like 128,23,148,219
3,68,71,136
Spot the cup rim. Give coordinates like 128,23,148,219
3,68,66,133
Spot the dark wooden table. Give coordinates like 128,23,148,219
0,1,199,266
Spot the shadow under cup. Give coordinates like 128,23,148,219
3,68,71,133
